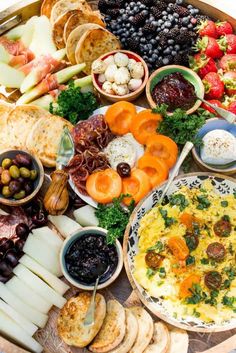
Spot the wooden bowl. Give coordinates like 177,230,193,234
146,65,204,114
0,149,44,206
92,50,149,103
192,118,236,175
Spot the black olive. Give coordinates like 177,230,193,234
0,238,14,253
5,249,19,267
15,239,26,252
9,180,21,194
117,163,131,178
24,181,34,195
15,153,32,168
0,260,12,277
15,223,29,239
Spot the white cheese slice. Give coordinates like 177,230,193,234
0,282,48,328
73,205,99,227
201,129,236,165
23,234,62,276
19,254,69,295
0,298,37,336
13,264,66,309
48,215,81,238
32,226,63,250
6,276,52,314
104,136,136,169
0,309,43,353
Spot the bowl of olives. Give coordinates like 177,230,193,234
0,150,44,206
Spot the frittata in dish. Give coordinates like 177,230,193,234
134,180,236,324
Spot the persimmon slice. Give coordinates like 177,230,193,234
179,274,201,299
137,154,168,188
104,101,137,135
122,168,151,205
131,109,162,145
145,134,178,169
86,168,122,204
168,236,189,260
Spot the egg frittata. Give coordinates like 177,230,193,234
134,180,236,324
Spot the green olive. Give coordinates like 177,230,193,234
13,190,26,200
9,165,20,179
1,170,11,185
20,167,31,179
2,186,12,198
30,169,38,181
2,158,12,169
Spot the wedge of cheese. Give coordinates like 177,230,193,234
48,215,81,238
6,276,52,314
19,254,69,295
0,298,37,336
23,234,62,276
0,282,48,328
32,226,63,251
0,309,43,353
13,264,66,309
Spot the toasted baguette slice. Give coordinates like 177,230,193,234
144,322,170,353
89,299,126,353
0,103,13,151
41,0,59,18
108,308,138,353
167,328,189,353
129,307,154,353
52,10,77,49
50,0,92,24
57,292,106,347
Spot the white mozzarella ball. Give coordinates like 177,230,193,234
127,58,137,71
114,67,130,85
114,52,129,67
103,55,115,67
105,64,118,82
98,73,106,84
102,81,115,95
112,83,129,96
128,78,142,91
91,59,106,74
130,62,145,79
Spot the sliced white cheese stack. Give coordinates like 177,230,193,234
73,205,99,227
0,310,43,353
48,215,81,238
201,129,236,165
32,226,63,251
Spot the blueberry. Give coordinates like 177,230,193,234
156,35,160,41
164,48,171,54
163,57,170,65
163,16,167,20
188,23,193,29
173,13,179,18
162,11,168,15
150,39,157,45
182,17,189,25
174,18,179,23
140,37,146,43
187,4,193,9
150,16,155,21
130,2,135,6
134,6,139,12
154,49,159,54
168,39,174,45
141,10,148,16
165,21,172,28
171,50,177,56
168,14,174,21
126,6,130,11
163,28,169,33
194,8,200,14
126,23,131,28
152,53,158,60
174,44,180,51
149,57,155,63
120,9,125,14
176,0,183,3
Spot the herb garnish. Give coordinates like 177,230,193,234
159,208,177,227
169,193,189,211
158,267,166,278
205,290,219,306
221,201,228,208
222,296,236,312
146,268,156,279
196,195,211,210
192,308,201,318
95,194,135,244
185,284,207,304
200,258,209,265
49,81,99,124
186,255,195,266
147,241,164,253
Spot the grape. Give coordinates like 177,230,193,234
0,238,14,253
0,260,12,277
15,223,29,239
5,249,19,267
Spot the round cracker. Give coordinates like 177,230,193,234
57,293,106,347
41,0,59,18
75,28,121,75
63,10,105,43
0,103,13,150
66,23,101,64
50,0,92,24
52,10,78,49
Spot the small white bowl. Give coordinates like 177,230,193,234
60,226,123,290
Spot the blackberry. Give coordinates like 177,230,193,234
98,0,107,12
167,28,181,39
150,7,162,19
126,37,140,52
116,0,125,7
152,0,167,11
143,23,156,34
133,13,146,27
106,8,119,18
155,58,164,68
140,0,153,5
158,33,168,46
172,5,190,17
106,0,118,7
176,32,186,44
175,50,190,66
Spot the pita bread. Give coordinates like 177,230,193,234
6,105,45,150
108,309,138,353
57,292,106,347
52,10,78,49
167,328,189,353
75,28,121,75
26,113,73,168
50,0,92,24
144,322,170,353
0,103,13,151
63,10,105,43
66,23,101,64
129,307,154,353
41,0,59,18
89,299,126,353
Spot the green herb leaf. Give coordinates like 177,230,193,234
196,195,211,210
146,268,156,279
222,295,236,310
169,193,189,211
159,208,176,227
185,284,207,305
158,267,166,278
186,255,195,266
200,258,209,265
147,241,165,253
221,201,228,208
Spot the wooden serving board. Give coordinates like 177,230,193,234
0,1,236,353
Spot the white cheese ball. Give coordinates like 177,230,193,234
105,64,118,83
112,83,129,96
130,62,145,79
127,58,137,71
114,52,129,67
128,78,142,91
91,59,106,74
98,73,106,84
114,67,130,85
103,55,115,67
102,81,115,95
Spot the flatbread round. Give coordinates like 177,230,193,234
75,27,121,75
66,23,101,64
57,292,106,347
41,0,59,18
144,322,170,353
89,299,126,353
63,10,105,43
0,103,13,151
50,0,92,24
6,105,46,150
25,114,73,168
52,10,78,49
168,328,189,353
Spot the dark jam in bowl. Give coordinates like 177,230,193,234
65,233,118,286
151,72,197,111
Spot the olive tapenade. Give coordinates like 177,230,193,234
65,233,118,285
